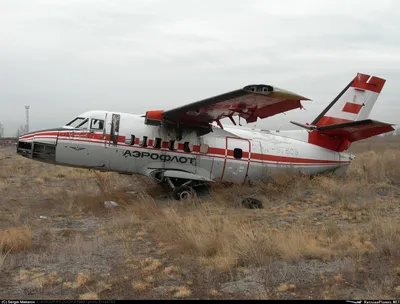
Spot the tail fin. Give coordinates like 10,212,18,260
311,73,386,126
291,73,395,152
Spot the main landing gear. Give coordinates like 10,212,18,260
165,177,208,201
173,185,196,200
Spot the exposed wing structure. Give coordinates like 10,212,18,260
144,85,310,130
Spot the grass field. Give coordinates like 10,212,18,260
0,136,399,300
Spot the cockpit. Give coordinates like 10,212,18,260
63,111,108,131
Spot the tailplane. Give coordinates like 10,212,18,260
290,73,395,151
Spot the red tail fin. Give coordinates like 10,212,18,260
294,73,395,151
312,73,386,127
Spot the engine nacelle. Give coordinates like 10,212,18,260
144,110,164,126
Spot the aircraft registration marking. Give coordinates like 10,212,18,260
270,146,299,157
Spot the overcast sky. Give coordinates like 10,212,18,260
1,0,399,136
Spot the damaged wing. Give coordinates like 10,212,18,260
144,84,310,130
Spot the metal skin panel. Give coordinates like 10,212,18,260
56,139,107,169
33,136,58,146
56,131,93,168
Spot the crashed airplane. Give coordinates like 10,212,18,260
17,73,394,199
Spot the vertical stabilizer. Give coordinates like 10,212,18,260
311,73,386,126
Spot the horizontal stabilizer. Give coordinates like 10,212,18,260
317,119,395,142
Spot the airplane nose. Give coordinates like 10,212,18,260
17,134,34,157
16,128,59,163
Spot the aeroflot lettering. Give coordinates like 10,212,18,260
123,150,196,165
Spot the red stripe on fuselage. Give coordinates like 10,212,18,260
22,131,351,166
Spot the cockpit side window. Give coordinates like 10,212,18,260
66,117,86,128
90,119,104,131
75,118,89,129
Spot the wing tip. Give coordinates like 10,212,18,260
243,84,311,101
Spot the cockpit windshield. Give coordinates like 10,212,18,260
65,117,89,129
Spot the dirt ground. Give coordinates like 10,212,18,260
0,136,399,300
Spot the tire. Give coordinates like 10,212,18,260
173,185,197,201
242,198,263,209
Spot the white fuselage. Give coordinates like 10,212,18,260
17,111,353,183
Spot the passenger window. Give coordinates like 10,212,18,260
199,144,209,153
169,140,175,150
233,148,243,159
125,134,135,145
139,136,148,147
90,119,104,130
153,138,162,148
184,142,192,152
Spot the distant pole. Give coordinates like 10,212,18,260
25,105,30,132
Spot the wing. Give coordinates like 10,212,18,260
144,84,310,129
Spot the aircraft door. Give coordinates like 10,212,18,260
104,113,132,173
246,139,264,181
103,113,108,148
103,113,120,165
195,136,214,180
109,114,120,146
221,137,251,183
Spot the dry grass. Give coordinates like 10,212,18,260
79,292,99,300
168,285,192,298
0,247,12,270
146,202,397,270
0,227,32,253
132,280,150,292
16,269,63,288
75,273,90,288
368,216,400,257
